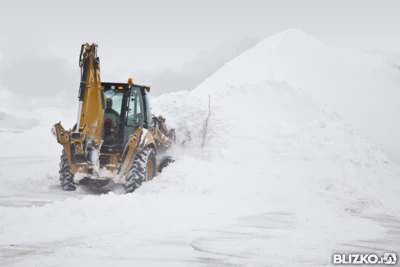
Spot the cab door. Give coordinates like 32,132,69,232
122,86,144,146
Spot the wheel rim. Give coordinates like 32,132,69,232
146,160,154,181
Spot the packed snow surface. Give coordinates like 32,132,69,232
1,29,400,266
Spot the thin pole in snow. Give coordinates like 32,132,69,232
202,95,211,148
209,95,211,116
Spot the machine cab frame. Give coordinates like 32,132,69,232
101,82,152,151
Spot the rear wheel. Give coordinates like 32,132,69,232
125,147,156,193
59,149,76,191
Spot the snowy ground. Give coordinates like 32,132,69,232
1,30,400,266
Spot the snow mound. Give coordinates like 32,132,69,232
199,81,399,212
194,29,400,161
0,111,39,131
0,126,62,158
150,91,209,148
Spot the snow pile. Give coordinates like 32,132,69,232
1,29,400,266
146,80,400,214
194,29,400,162
0,108,77,194
0,107,77,158
0,111,39,131
0,127,62,157
149,91,209,147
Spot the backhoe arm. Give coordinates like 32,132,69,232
74,43,105,143
53,43,106,168
71,43,106,162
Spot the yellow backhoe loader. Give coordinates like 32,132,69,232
52,43,175,192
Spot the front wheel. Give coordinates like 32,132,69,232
125,147,156,193
59,149,76,191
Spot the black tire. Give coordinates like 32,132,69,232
125,147,156,193
158,155,174,173
59,149,76,191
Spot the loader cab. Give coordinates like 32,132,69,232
101,82,152,151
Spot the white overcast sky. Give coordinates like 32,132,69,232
0,0,399,95
1,0,399,66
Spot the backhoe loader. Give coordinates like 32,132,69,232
52,43,175,192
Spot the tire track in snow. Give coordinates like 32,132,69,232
338,214,400,253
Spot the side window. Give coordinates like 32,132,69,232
127,88,144,126
144,93,152,128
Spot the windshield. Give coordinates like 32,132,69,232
104,89,123,114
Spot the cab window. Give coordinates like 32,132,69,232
127,87,144,126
